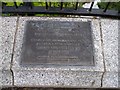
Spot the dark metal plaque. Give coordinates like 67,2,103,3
21,20,94,66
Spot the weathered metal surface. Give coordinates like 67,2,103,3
21,20,94,66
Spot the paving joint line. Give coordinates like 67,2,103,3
99,18,106,87
10,16,20,86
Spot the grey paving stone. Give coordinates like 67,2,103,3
0,71,2,88
12,17,104,72
12,17,104,87
0,16,2,71
119,20,120,88
0,17,17,70
0,70,12,87
14,70,102,87
101,19,118,72
0,17,17,87
100,19,119,88
102,72,118,88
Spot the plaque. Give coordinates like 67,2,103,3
21,20,94,66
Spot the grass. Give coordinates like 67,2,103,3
1,2,120,16
97,2,120,10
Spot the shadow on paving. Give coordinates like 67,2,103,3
1,88,120,90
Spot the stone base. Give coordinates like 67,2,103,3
1,17,119,88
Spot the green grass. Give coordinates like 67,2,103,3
98,2,120,10
1,2,120,16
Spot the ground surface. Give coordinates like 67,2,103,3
1,87,118,90
0,16,119,88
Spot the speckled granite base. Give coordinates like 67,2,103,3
12,17,104,87
0,70,12,87
0,17,17,70
101,19,118,72
1,17,119,88
0,17,17,87
103,72,118,87
100,19,118,88
14,70,102,87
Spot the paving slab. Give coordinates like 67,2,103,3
12,17,104,87
0,70,13,87
0,17,17,70
102,72,118,87
14,70,102,87
0,17,17,87
0,71,2,88
100,19,118,72
100,19,119,88
118,20,120,88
